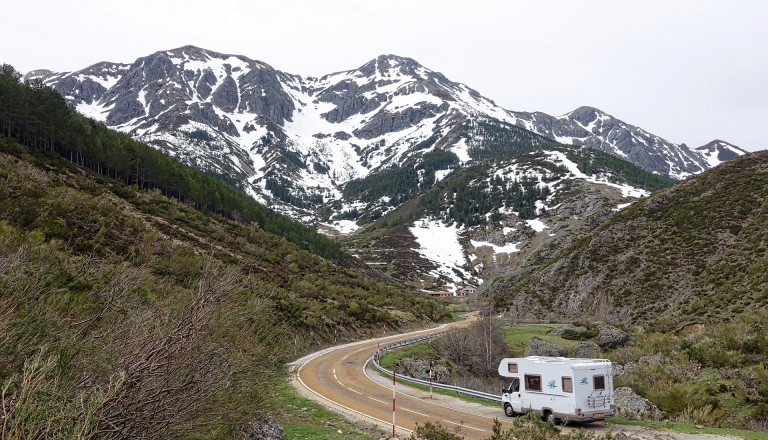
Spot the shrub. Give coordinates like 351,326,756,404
409,421,464,440
651,381,719,416
675,404,727,426
485,414,612,440
560,328,598,340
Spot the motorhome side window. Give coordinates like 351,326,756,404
524,374,542,392
507,362,518,374
593,375,605,390
562,376,573,393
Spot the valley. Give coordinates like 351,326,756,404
22,46,748,295
2,41,767,439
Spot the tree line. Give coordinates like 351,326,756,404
564,145,677,191
341,149,460,205
421,166,551,227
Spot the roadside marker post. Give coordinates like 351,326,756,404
429,360,433,399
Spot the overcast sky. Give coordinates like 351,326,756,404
3,0,766,151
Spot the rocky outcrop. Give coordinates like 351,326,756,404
594,325,630,349
239,415,284,440
547,324,587,336
573,340,601,358
354,103,449,140
398,357,450,383
524,337,567,357
614,355,664,377
613,387,663,421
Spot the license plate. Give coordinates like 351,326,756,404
595,413,603,417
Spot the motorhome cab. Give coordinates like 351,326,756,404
498,356,615,424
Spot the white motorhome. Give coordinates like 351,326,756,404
498,356,615,424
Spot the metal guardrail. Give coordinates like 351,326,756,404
372,330,502,402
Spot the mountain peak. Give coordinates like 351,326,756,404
561,106,611,127
694,139,746,167
163,45,221,61
375,54,420,65
357,54,426,78
697,139,745,152
154,45,274,71
567,105,607,118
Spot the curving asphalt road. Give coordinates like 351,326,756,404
289,318,516,439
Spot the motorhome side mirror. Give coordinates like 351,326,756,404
502,388,508,394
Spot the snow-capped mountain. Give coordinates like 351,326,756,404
25,45,745,223
26,46,553,220
694,139,748,168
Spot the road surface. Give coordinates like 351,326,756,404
290,318,524,439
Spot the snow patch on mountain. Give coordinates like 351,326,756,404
321,220,360,235
525,219,549,232
410,219,475,292
471,239,522,255
546,150,650,198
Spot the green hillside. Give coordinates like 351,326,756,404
340,144,674,289
0,64,339,260
0,76,449,437
493,150,768,330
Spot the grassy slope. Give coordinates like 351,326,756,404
494,151,768,328
0,139,450,439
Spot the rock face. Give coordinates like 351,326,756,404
572,340,601,358
594,325,630,349
239,415,284,440
613,387,663,421
524,337,568,357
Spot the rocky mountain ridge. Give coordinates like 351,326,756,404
24,45,746,224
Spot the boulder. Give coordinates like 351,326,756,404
547,324,587,336
239,415,284,440
399,357,450,383
524,337,568,357
613,387,663,421
620,355,664,376
572,340,601,358
625,355,663,372
594,325,630,349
